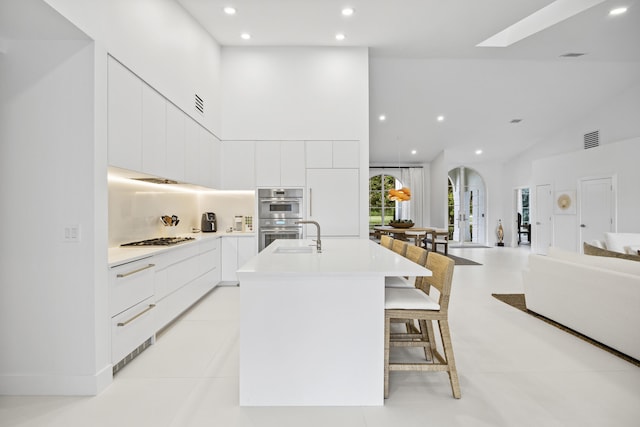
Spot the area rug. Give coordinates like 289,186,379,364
445,253,482,266
492,293,639,367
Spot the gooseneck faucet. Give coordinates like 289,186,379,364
295,220,322,253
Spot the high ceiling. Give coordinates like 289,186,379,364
180,0,640,163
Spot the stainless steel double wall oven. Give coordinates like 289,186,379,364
258,188,304,251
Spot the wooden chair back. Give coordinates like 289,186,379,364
418,252,454,312
404,245,427,266
391,239,408,256
380,235,394,249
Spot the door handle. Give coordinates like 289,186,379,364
309,188,313,217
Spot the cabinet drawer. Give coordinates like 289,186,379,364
111,296,156,364
199,237,219,253
110,257,155,317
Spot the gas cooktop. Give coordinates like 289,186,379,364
121,237,195,247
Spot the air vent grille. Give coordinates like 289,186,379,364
195,94,204,114
584,130,599,149
560,52,586,58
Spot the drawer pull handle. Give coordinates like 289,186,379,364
116,263,155,278
117,304,156,327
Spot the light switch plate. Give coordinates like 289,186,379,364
64,225,81,242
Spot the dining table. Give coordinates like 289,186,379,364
373,225,449,250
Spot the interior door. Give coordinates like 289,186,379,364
579,177,614,249
534,184,552,254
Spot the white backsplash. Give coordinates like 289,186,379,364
108,177,255,247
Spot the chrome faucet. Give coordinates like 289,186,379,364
295,220,322,253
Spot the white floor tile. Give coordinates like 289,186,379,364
2,247,639,427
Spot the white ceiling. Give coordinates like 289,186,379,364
176,0,640,164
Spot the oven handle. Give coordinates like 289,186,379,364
261,230,302,234
260,199,301,203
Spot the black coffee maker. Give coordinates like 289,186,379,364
201,212,217,232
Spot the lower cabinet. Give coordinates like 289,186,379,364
221,235,257,282
109,238,221,367
154,238,221,331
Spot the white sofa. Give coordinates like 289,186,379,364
589,232,640,255
523,247,640,360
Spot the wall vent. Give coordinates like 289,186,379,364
195,94,204,114
584,130,599,149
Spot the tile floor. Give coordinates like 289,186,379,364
2,246,639,427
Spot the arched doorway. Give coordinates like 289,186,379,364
448,166,486,246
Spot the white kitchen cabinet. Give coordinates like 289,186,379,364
154,238,220,331
184,117,200,185
108,57,142,171
255,142,281,187
255,141,305,187
142,84,167,177
305,141,359,169
280,141,306,186
165,102,186,182
109,256,157,365
332,141,360,168
221,235,257,282
306,168,359,237
221,141,255,190
305,141,333,168
201,132,221,188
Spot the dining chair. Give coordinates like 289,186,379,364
391,239,408,256
385,245,427,288
384,251,461,399
380,235,394,249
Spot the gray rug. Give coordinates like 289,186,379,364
444,253,482,265
492,293,639,367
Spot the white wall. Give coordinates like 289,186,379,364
44,0,222,136
221,47,370,237
0,38,110,395
221,47,369,141
500,81,640,250
532,137,640,250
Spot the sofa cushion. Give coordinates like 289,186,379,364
547,246,640,276
604,232,640,254
583,242,640,263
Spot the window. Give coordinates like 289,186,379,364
369,174,402,228
521,188,530,223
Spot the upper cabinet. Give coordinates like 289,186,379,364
107,56,219,188
221,141,255,190
305,141,359,169
165,102,186,182
108,57,143,171
255,141,305,188
141,84,167,178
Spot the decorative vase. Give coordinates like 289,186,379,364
497,219,504,247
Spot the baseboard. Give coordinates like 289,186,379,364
0,364,113,396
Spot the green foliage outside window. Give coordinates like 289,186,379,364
369,175,399,228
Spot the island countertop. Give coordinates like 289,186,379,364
237,238,430,277
237,238,431,406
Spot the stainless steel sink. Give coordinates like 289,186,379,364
274,246,314,254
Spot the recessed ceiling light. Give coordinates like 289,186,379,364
609,7,628,15
335,33,346,41
411,150,417,155
379,114,386,121
223,7,236,15
241,33,251,40
475,149,483,155
437,115,445,122
342,7,355,16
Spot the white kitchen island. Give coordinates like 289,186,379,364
237,238,431,406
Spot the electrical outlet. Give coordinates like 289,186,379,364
64,225,81,242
